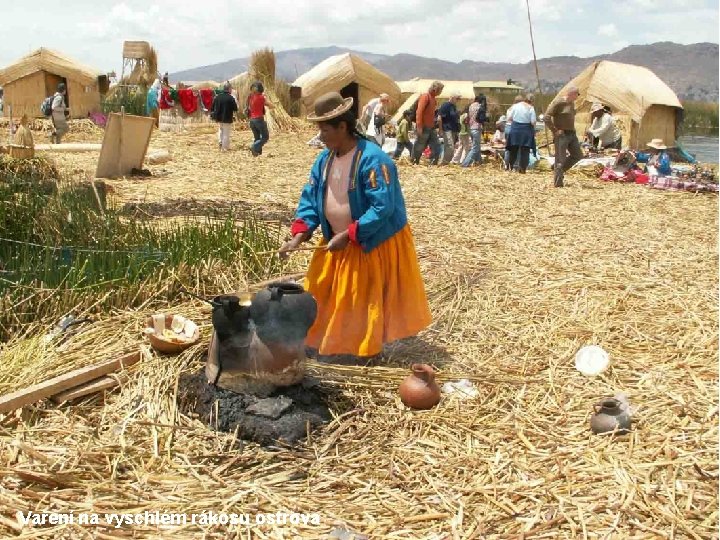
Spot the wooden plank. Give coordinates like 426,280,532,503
95,113,155,178
50,373,128,404
0,351,140,414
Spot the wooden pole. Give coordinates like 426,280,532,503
525,0,553,156
7,105,13,145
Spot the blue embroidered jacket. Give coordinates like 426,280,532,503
291,138,408,253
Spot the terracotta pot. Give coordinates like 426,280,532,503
144,314,200,355
590,398,631,434
399,364,441,410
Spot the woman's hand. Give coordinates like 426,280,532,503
327,230,350,252
278,233,307,259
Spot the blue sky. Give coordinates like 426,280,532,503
1,0,718,75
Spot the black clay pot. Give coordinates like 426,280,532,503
249,282,318,345
211,295,251,340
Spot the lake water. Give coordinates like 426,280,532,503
678,134,719,164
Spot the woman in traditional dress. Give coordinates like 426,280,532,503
279,92,432,361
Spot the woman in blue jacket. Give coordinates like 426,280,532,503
279,92,431,360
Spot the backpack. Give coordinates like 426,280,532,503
407,99,419,120
41,95,54,117
474,95,488,124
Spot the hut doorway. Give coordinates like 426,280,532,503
44,73,68,106
340,82,359,118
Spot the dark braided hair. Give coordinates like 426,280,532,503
319,109,374,144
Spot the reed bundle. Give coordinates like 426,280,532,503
0,126,716,538
243,48,300,133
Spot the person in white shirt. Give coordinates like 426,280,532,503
50,83,69,144
505,94,537,173
586,102,622,150
492,115,506,146
364,94,390,146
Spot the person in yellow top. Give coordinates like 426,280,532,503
280,92,432,363
393,109,414,160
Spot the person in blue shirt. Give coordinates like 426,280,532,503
279,92,431,362
439,92,461,164
646,139,672,176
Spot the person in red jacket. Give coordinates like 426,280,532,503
247,81,274,156
411,80,444,165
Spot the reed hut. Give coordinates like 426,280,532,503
547,60,683,148
0,48,108,119
292,54,401,118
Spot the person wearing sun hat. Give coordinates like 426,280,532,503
585,102,621,150
646,138,672,176
279,91,431,362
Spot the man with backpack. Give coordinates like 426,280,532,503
211,82,238,151
411,81,444,165
462,94,487,167
48,83,69,144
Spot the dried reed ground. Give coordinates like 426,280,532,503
0,124,717,539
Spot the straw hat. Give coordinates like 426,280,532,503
646,138,667,150
590,102,604,113
496,115,507,125
306,92,354,122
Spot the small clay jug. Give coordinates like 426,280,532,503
399,364,441,410
590,398,631,435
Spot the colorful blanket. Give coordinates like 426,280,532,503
177,89,198,114
159,87,175,110
649,175,718,193
199,89,215,112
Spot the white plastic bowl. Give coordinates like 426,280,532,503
575,345,610,376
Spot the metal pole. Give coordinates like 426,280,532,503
526,0,553,156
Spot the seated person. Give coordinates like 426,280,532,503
492,116,506,147
586,102,622,150
646,139,672,176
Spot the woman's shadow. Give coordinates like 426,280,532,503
310,334,453,369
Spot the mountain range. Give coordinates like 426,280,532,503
171,42,719,102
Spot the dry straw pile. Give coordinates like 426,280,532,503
0,128,717,538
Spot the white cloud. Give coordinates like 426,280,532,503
0,0,716,76
598,23,619,37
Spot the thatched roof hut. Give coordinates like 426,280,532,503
0,48,107,119
292,54,401,118
547,60,683,148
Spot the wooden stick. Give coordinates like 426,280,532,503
253,245,326,257
0,351,140,414
88,173,106,218
50,373,128,404
525,0,553,157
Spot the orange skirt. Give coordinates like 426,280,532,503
304,224,432,356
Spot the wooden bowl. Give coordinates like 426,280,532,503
144,314,200,355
